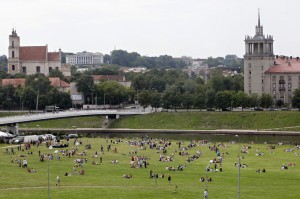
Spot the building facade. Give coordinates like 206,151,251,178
66,51,104,65
244,13,300,105
8,29,62,76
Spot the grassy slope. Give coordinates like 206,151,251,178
109,111,300,131
0,137,300,199
19,116,106,129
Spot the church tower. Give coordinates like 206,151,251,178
244,10,274,95
8,29,20,74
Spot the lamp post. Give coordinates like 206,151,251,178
235,134,241,199
72,126,77,135
204,162,211,199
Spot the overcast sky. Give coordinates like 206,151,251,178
1,0,300,59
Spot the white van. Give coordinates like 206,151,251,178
23,135,39,143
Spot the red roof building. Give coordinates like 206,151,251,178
7,29,62,76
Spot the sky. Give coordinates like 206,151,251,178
1,0,300,59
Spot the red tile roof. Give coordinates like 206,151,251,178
1,78,69,88
48,52,60,61
1,78,25,87
19,46,47,61
49,77,70,88
93,75,125,82
265,58,300,73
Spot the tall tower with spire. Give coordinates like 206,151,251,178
244,10,274,95
8,29,20,74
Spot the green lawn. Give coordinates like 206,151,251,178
109,111,300,131
18,116,106,129
1,137,300,198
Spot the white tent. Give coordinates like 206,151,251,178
0,131,14,138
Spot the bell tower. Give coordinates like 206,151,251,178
8,29,20,74
244,10,275,95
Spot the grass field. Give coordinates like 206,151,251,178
109,111,300,131
1,136,300,199
18,116,106,129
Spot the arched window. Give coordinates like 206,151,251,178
12,51,15,58
12,65,15,70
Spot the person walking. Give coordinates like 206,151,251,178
56,176,60,186
204,189,208,199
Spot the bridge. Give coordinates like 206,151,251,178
0,109,149,134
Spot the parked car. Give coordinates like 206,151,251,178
254,107,263,111
222,107,231,111
281,108,291,111
268,107,278,111
68,134,78,138
206,108,215,111
11,136,24,144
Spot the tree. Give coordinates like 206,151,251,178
150,90,161,111
276,99,284,107
76,74,94,103
194,92,206,111
205,89,216,108
25,74,52,95
215,91,233,110
260,93,273,108
138,90,151,109
182,92,194,111
292,89,300,109
233,91,248,110
49,68,65,80
249,93,260,108
22,86,36,110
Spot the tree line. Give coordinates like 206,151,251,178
0,74,72,111
103,50,188,69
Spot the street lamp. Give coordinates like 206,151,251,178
72,126,77,135
204,162,211,199
235,134,241,199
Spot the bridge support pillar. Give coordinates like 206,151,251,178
116,114,120,119
7,123,19,135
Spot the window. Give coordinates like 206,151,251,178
249,83,251,89
36,66,40,73
49,67,52,73
262,86,264,91
288,90,292,96
272,76,276,82
273,90,276,95
12,51,15,58
12,41,14,47
288,76,292,82
262,79,264,83
280,76,284,80
249,90,251,94
22,67,26,74
249,70,251,75
261,66,264,70
288,83,291,88
273,83,276,88
248,63,251,69
12,65,15,70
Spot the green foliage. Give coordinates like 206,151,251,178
292,89,300,109
110,50,187,68
260,93,274,108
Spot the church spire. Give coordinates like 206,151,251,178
258,8,260,27
255,8,263,36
